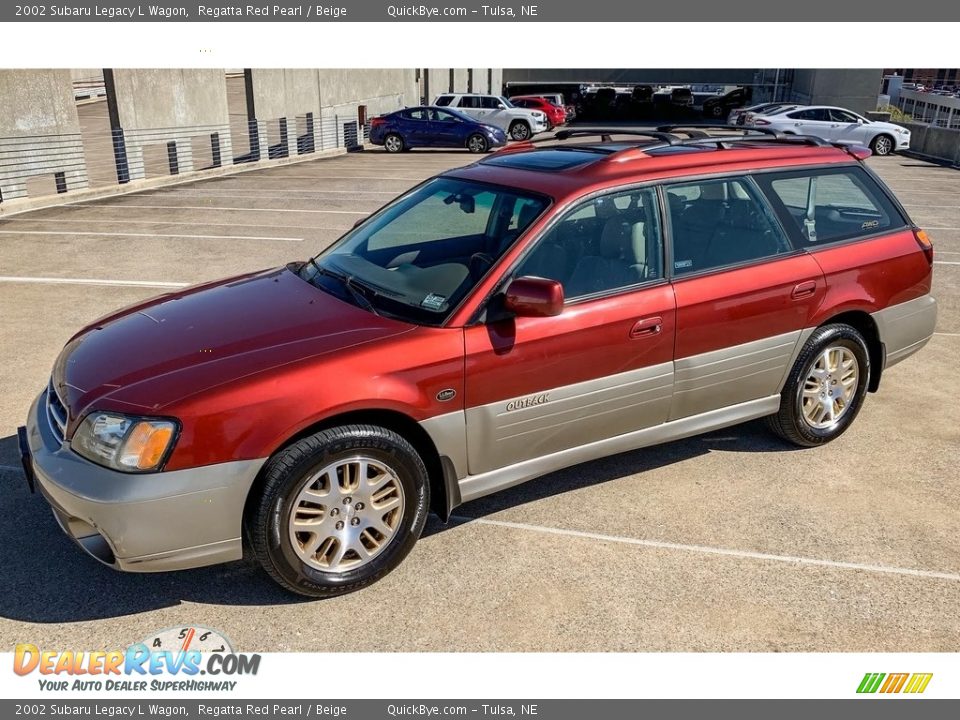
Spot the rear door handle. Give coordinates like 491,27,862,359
630,316,663,338
791,281,817,300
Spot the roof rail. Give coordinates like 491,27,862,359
553,128,681,145
656,123,782,138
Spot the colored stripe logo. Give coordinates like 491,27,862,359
857,672,933,694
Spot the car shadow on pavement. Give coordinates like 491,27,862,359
425,419,800,533
0,421,797,621
0,434,309,624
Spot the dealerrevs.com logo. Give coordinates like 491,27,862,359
13,627,261,692
857,672,933,694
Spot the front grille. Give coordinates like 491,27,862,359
46,381,68,443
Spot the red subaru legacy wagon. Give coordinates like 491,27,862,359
20,127,937,597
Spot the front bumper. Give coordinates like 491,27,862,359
23,390,265,572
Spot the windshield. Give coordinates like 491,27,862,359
300,178,549,325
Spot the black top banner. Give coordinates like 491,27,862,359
5,1,959,21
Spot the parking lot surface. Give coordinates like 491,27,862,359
0,147,958,652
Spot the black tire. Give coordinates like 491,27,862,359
246,424,430,598
383,133,404,153
870,133,895,156
466,133,489,154
509,120,531,141
708,104,724,118
767,324,871,447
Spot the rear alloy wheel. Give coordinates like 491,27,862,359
247,425,430,597
767,324,870,447
467,133,489,153
709,104,724,118
870,134,894,156
509,121,531,141
383,133,404,153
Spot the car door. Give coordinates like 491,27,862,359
478,95,509,129
455,95,484,122
828,108,870,145
463,187,676,475
664,175,826,420
401,108,432,147
428,109,465,148
784,108,833,139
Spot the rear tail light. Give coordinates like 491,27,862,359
371,117,386,127
915,228,934,265
752,118,771,125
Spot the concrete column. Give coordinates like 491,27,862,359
0,69,89,202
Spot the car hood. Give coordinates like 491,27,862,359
871,121,907,133
53,265,415,415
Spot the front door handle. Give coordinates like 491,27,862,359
630,316,663,338
791,281,817,300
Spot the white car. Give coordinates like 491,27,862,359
434,93,548,141
747,105,911,156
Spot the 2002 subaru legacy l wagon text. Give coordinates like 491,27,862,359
20,126,937,597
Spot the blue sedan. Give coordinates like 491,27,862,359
369,106,508,153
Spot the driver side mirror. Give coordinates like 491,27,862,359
503,277,564,317
857,118,864,124
496,103,506,110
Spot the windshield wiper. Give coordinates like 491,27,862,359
305,259,380,316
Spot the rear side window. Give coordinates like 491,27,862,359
435,95,454,107
757,167,907,246
403,109,429,121
459,96,481,109
665,177,793,276
788,108,830,121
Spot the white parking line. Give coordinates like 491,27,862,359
0,276,189,288
212,175,424,181
456,516,960,583
935,332,960,337
933,261,960,265
76,204,367,215
1,217,324,231
144,190,398,197
0,464,22,474
0,230,302,242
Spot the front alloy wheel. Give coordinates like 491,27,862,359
467,133,489,153
288,457,405,572
870,134,894,156
509,121,531,141
248,425,429,597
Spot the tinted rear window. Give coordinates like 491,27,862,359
756,166,907,246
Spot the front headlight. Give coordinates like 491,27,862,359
72,412,178,472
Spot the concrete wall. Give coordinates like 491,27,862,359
0,69,88,201
469,68,486,94
897,122,960,166
790,69,883,114
453,68,469,94
490,69,504,95
110,69,233,180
